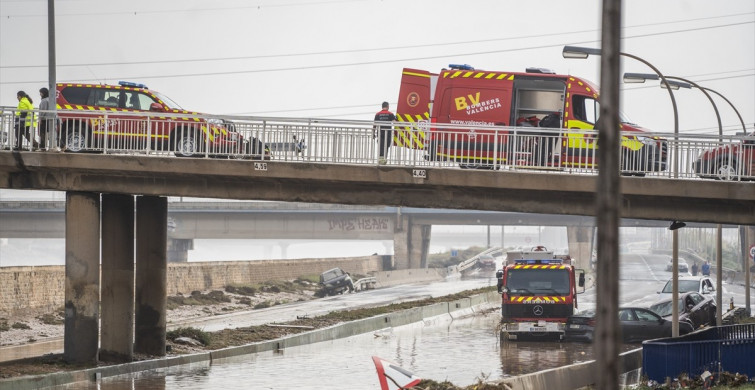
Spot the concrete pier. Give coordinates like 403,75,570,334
100,194,135,362
135,196,168,356
63,192,101,364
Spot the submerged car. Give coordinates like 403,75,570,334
648,291,716,330
657,276,715,301
565,307,693,343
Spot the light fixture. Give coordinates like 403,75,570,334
669,221,686,231
661,80,692,90
623,72,659,84
562,45,601,59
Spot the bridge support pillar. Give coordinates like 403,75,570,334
393,218,431,270
135,196,168,356
567,226,594,270
167,238,193,263
100,194,135,362
64,192,101,364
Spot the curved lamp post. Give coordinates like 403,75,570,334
563,45,684,337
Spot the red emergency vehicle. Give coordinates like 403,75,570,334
495,247,585,340
396,65,667,173
54,81,264,158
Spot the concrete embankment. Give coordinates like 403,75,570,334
1,256,406,317
0,290,497,390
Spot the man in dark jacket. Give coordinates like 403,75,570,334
373,102,396,165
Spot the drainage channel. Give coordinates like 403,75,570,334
34,308,637,390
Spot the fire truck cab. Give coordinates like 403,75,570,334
496,247,586,341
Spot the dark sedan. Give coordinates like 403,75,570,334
648,291,717,330
565,307,694,343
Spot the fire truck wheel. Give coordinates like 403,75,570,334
63,127,87,152
714,157,738,180
175,131,200,157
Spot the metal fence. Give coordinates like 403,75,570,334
1,107,753,181
642,323,755,382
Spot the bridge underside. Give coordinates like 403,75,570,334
0,154,752,225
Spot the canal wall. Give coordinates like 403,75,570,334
1,255,414,317
0,291,500,390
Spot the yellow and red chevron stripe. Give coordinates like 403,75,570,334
395,112,428,149
509,296,568,303
512,265,566,269
443,71,515,81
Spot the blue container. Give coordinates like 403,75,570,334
642,324,755,383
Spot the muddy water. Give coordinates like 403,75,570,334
48,310,637,390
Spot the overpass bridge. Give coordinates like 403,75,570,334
0,200,736,262
1,112,752,365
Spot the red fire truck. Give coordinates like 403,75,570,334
495,247,585,341
395,65,667,173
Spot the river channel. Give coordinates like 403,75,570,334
47,309,638,389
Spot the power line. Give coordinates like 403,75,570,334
2,21,753,85
1,16,752,69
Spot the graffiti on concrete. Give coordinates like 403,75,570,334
328,218,390,231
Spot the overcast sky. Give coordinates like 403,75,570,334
0,0,753,135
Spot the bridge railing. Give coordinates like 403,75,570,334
1,108,753,181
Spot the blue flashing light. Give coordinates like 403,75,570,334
515,259,563,265
448,64,474,70
118,81,148,89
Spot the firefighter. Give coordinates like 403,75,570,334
373,101,396,165
14,90,37,150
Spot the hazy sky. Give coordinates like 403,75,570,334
0,0,753,135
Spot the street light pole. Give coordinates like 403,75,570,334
664,76,725,326
622,69,684,337
566,45,684,337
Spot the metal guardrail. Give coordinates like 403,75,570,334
353,277,377,291
456,247,503,273
642,323,755,382
1,107,753,181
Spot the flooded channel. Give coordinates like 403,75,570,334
48,309,637,390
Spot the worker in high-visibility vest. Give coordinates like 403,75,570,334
14,90,38,150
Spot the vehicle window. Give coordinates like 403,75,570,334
679,280,699,293
618,309,634,321
635,309,659,321
151,91,183,110
572,95,598,124
689,293,704,305
506,268,571,295
649,300,674,317
123,91,157,110
60,86,92,105
92,89,122,108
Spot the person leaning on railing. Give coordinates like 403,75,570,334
14,90,38,151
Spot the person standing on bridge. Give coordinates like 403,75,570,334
373,101,396,165
38,87,53,151
14,91,37,151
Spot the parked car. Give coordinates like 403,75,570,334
665,259,689,273
319,267,354,296
565,307,693,343
648,291,717,330
657,276,715,301
692,131,755,180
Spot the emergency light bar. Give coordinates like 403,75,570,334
514,259,563,265
118,81,148,89
448,64,474,70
